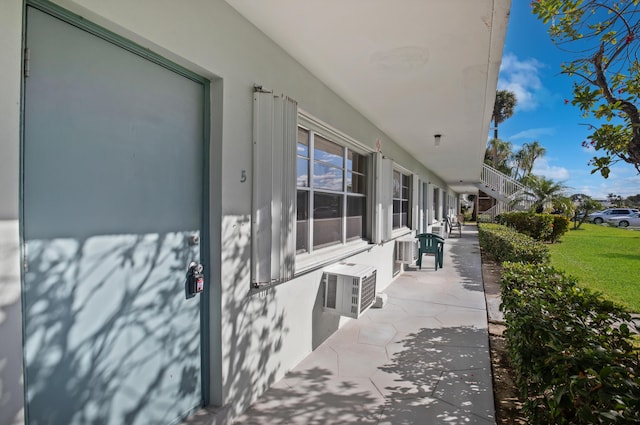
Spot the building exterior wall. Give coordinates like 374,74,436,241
0,1,25,424
1,1,462,423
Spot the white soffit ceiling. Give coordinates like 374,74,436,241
225,0,511,193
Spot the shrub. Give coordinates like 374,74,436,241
478,223,550,264
550,215,570,243
500,262,640,424
498,211,569,242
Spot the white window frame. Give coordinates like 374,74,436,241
430,184,442,224
295,111,373,273
391,168,412,232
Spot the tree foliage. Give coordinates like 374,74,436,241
513,140,547,179
484,137,549,183
484,138,513,176
607,192,624,206
569,193,602,229
520,175,569,213
492,90,517,140
626,193,640,206
532,0,640,178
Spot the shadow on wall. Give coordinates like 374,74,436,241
312,241,396,351
219,214,291,417
0,220,24,425
311,279,340,350
22,232,204,425
0,280,24,425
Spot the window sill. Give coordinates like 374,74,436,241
391,227,413,239
295,239,374,276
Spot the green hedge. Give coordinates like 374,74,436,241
500,263,639,424
477,223,550,264
498,212,570,243
550,215,570,243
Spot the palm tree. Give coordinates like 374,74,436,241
520,175,568,213
492,90,517,140
484,138,513,175
513,141,546,180
512,148,526,180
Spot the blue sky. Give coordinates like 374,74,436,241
496,1,640,199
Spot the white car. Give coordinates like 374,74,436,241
606,212,640,228
588,208,639,224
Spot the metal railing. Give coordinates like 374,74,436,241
480,163,526,200
478,164,534,222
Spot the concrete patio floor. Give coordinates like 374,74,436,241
232,224,494,425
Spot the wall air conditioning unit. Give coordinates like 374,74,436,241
322,263,377,319
395,238,417,264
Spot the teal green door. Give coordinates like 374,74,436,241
23,7,206,424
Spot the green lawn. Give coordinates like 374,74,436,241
549,223,640,313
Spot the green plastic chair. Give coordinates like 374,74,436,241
415,233,445,270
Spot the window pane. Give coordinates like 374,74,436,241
402,174,410,199
393,213,400,229
297,158,309,187
296,191,309,253
313,193,342,249
393,170,401,198
346,172,366,194
347,196,365,240
393,172,410,230
314,135,343,167
392,199,401,230
401,200,409,227
347,151,366,173
402,213,408,228
296,131,370,251
298,128,309,157
313,163,343,191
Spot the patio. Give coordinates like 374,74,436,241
189,224,495,425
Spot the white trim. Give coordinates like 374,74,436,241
295,239,371,274
411,174,420,231
379,156,393,242
298,108,372,155
296,112,371,259
391,162,412,176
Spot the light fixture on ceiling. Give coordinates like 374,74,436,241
434,134,442,147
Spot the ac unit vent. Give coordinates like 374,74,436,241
359,272,377,314
326,274,337,309
395,238,418,264
322,263,377,319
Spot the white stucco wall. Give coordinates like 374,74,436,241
3,1,459,423
0,1,25,424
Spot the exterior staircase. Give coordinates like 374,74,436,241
475,163,533,222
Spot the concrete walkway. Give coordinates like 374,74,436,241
233,225,495,424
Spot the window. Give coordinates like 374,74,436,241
392,170,410,229
296,128,367,253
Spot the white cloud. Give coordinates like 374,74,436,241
568,165,640,199
532,158,570,180
498,53,544,112
507,127,555,140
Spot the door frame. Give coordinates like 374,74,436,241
20,0,212,408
